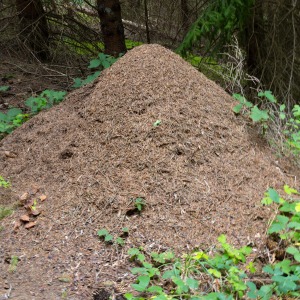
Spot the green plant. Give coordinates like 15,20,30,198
134,197,146,212
0,175,11,188
177,0,253,57
233,91,300,153
0,85,10,92
97,227,128,246
124,187,300,300
0,108,29,137
72,52,121,88
0,205,13,221
8,255,19,273
25,90,67,114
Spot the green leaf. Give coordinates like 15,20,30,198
132,275,150,292
88,59,101,69
246,282,258,299
0,86,10,92
284,185,298,195
7,108,22,118
271,275,298,293
104,234,113,242
122,227,129,233
72,78,83,88
268,188,280,203
128,248,140,257
263,265,275,275
233,103,243,114
186,277,199,289
97,228,109,237
116,237,125,246
258,91,276,103
280,104,286,112
147,286,163,294
287,222,300,230
286,246,300,256
208,268,221,278
250,106,269,122
102,60,111,69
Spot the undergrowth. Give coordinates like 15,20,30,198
233,90,300,156
115,186,299,300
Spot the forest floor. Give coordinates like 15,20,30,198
0,45,299,300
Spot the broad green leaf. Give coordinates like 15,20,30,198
88,59,101,69
286,246,299,256
0,86,10,92
250,106,269,122
280,104,286,112
271,275,298,293
147,285,163,294
246,282,258,299
116,237,125,246
128,248,140,256
186,277,199,289
102,60,111,69
104,234,113,242
284,185,298,195
296,203,300,212
7,108,22,118
97,228,109,237
263,265,274,275
261,196,273,205
132,275,150,292
208,268,221,278
72,78,83,88
233,103,243,113
258,91,276,103
287,222,300,230
268,188,280,203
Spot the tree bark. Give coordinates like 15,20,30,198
96,0,127,57
16,0,50,61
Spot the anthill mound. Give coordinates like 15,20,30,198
0,44,297,299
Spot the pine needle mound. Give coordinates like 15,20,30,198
0,44,296,298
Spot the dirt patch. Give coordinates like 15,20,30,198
0,44,298,299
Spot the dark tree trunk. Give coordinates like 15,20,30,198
97,0,126,57
16,0,49,61
181,0,189,32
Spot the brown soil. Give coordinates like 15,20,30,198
0,44,298,299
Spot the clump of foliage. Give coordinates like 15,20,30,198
97,227,129,247
72,52,121,88
233,90,300,154
0,108,29,138
177,0,254,56
124,186,300,300
25,90,67,114
0,205,13,221
8,255,19,273
0,90,66,139
0,175,11,188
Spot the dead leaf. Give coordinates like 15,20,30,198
30,209,41,216
20,215,30,222
20,192,29,202
24,221,36,229
13,221,21,232
30,185,39,195
4,151,17,158
39,194,47,201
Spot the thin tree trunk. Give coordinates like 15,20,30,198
96,0,126,57
16,0,49,61
144,0,150,43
